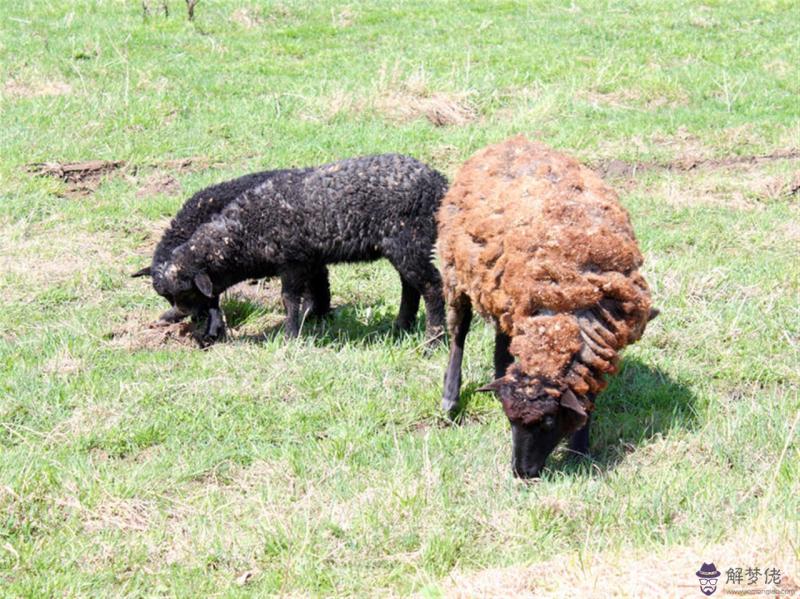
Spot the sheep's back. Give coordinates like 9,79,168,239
438,136,652,388
226,154,446,262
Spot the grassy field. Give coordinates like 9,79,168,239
1,0,798,596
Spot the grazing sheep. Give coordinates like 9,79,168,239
437,136,653,478
132,170,332,340
152,154,447,345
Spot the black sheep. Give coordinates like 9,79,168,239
145,154,447,345
133,170,333,337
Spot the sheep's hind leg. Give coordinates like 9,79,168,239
494,331,513,378
442,295,472,417
385,236,446,346
280,267,311,338
395,276,421,332
419,268,446,346
397,265,446,346
302,264,331,318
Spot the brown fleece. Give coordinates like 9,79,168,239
438,136,652,420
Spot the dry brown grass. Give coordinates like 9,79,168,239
48,404,123,442
2,76,72,99
435,528,799,598
231,7,264,29
374,89,477,127
0,221,119,300
302,66,477,127
331,6,357,29
82,496,155,533
41,348,85,378
644,160,800,210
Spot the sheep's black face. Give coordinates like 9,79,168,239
154,263,216,316
479,374,588,479
508,409,576,479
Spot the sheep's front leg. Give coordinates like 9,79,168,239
442,295,472,417
568,406,593,457
281,267,308,338
203,304,225,342
494,331,513,379
195,297,225,346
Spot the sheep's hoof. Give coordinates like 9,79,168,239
197,328,226,348
441,399,461,420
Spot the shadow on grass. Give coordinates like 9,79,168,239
456,356,698,477
226,297,434,349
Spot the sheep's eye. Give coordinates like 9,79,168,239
542,416,556,430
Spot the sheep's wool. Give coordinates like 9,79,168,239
438,136,652,398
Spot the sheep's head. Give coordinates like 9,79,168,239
478,368,590,479
150,247,216,317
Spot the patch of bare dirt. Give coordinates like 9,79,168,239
231,7,264,28
27,160,124,197
331,6,356,28
2,76,72,99
27,156,216,198
48,404,122,443
41,349,84,378
83,496,154,533
781,220,800,243
582,87,689,112
107,314,199,350
593,149,800,179
135,172,181,198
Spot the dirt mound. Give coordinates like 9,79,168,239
108,316,199,350
27,156,216,198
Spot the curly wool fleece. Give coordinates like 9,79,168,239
438,136,653,422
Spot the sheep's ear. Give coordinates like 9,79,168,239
131,266,152,278
476,378,505,393
194,272,214,298
560,389,588,426
648,307,660,321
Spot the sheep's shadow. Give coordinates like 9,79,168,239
457,356,698,476
226,297,433,349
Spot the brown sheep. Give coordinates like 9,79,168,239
437,136,654,478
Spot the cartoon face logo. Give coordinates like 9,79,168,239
696,563,721,596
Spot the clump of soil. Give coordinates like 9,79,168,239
27,156,215,198
108,316,199,350
27,160,124,197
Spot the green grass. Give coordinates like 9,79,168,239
1,0,798,596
